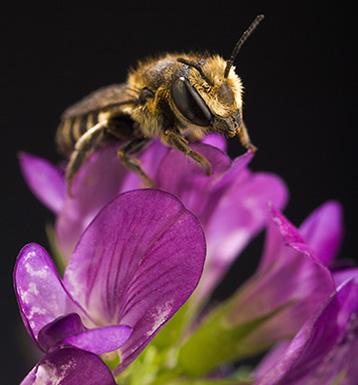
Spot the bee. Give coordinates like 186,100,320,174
56,15,264,189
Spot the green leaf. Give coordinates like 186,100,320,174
165,379,251,385
178,302,288,377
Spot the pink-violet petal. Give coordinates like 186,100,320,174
64,325,132,354
201,173,288,300
14,243,87,346
202,133,227,151
299,201,344,266
19,152,65,214
20,347,116,385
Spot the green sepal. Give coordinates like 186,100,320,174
178,301,289,377
151,302,193,350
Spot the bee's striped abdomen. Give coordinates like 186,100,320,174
56,112,99,156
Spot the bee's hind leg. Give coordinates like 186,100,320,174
161,130,212,175
66,121,107,194
117,137,153,186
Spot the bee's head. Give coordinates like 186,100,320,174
171,15,264,140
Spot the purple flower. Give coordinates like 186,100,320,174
177,203,339,375
19,136,287,301
254,278,358,385
227,204,337,345
14,190,205,383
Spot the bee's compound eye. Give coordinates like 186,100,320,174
171,77,212,126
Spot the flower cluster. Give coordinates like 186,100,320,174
16,135,357,384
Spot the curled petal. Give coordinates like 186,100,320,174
14,243,85,345
255,280,358,385
21,347,116,385
38,313,85,352
64,189,205,370
258,206,305,273
213,150,254,191
229,207,335,344
334,268,358,288
19,152,65,214
299,201,344,266
63,325,132,354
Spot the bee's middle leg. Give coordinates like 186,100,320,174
161,130,212,175
117,137,154,186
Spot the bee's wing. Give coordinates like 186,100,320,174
62,83,135,118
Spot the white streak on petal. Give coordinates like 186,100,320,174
34,359,75,385
147,301,173,336
25,259,49,278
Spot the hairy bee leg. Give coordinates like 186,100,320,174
117,137,154,187
162,130,212,175
66,121,106,194
239,121,257,152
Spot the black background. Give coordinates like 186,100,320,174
1,2,356,383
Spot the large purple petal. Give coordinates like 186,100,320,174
64,325,132,354
21,347,116,385
255,280,358,385
19,152,65,214
299,201,343,266
228,207,335,345
14,243,86,345
63,189,205,370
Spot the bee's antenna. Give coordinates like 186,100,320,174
224,14,265,78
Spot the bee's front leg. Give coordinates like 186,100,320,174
238,121,257,152
161,130,212,175
117,137,154,187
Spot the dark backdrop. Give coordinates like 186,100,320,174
1,2,356,383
